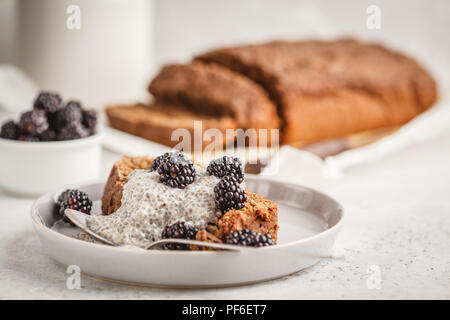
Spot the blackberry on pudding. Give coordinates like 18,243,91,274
156,152,196,189
0,91,98,142
150,151,183,172
161,222,199,250
57,189,92,224
207,156,244,183
224,229,275,247
95,154,278,250
214,176,247,213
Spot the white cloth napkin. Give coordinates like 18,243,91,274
0,65,38,116
259,146,330,190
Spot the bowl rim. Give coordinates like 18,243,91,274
0,131,103,149
30,176,344,256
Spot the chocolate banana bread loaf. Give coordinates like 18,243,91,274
196,38,437,144
106,38,437,147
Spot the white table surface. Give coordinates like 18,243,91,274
1,131,449,300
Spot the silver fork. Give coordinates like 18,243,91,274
65,209,248,251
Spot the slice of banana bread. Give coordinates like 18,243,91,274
106,102,238,149
148,61,280,131
196,38,438,144
106,61,280,149
101,156,279,247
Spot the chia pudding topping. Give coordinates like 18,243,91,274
86,165,244,248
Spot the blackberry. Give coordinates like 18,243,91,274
54,100,82,130
156,152,196,188
0,121,20,140
161,221,198,250
19,109,49,135
56,189,92,224
40,129,57,141
33,92,62,114
207,156,244,183
151,152,174,171
253,233,275,247
150,151,185,172
214,176,247,213
46,113,58,132
82,109,97,133
224,229,275,247
57,122,89,141
65,100,83,111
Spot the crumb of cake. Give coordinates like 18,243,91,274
217,192,279,243
190,230,223,251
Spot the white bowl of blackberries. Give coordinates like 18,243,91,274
0,91,102,196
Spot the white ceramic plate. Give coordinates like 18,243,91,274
31,176,344,287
